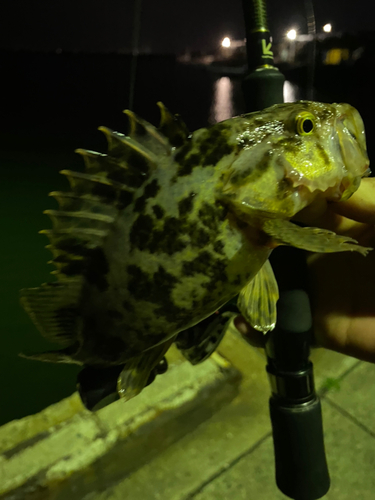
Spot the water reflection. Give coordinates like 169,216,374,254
209,77,233,123
209,77,300,124
283,80,300,103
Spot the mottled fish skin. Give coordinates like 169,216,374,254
20,101,370,370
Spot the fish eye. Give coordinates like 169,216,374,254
295,112,316,135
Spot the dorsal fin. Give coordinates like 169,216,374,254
75,149,145,189
40,227,110,279
157,101,190,148
40,228,108,260
33,103,189,282
98,127,157,175
43,209,114,231
44,192,120,277
59,170,135,210
48,191,118,217
46,248,84,275
41,168,133,280
20,279,82,346
123,109,172,155
42,210,114,275
21,103,194,361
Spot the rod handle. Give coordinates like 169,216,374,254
269,395,330,500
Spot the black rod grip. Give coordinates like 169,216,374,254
269,396,330,500
242,68,285,114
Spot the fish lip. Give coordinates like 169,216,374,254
332,105,370,201
362,165,372,177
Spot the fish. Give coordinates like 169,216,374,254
20,100,371,401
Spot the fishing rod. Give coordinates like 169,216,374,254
241,1,330,499
304,0,316,100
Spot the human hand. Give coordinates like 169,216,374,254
234,177,375,363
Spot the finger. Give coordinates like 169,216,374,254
295,178,375,231
233,315,266,348
329,177,375,225
295,203,362,238
294,180,375,245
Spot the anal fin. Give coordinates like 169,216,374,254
237,259,279,333
175,312,232,365
117,339,174,401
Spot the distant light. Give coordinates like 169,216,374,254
222,37,231,48
323,23,332,33
287,29,297,40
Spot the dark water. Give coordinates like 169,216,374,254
1,52,374,424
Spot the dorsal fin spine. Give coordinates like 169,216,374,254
123,109,172,154
48,191,120,218
39,228,108,252
75,149,137,176
43,209,115,223
156,102,190,148
60,169,119,187
39,228,108,238
98,126,158,173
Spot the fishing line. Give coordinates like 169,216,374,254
304,0,316,100
129,0,143,110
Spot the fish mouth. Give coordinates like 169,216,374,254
331,103,370,201
324,170,368,203
293,168,370,226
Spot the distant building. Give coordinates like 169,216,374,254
274,31,373,67
179,31,375,71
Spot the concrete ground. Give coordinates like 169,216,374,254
85,328,375,500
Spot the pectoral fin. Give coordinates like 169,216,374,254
263,218,372,255
237,259,279,333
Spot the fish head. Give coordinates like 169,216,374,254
218,101,370,221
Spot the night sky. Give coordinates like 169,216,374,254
2,0,375,54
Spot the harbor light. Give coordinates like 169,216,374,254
286,29,297,40
222,37,231,48
323,23,332,33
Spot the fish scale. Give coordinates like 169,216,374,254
20,100,371,401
